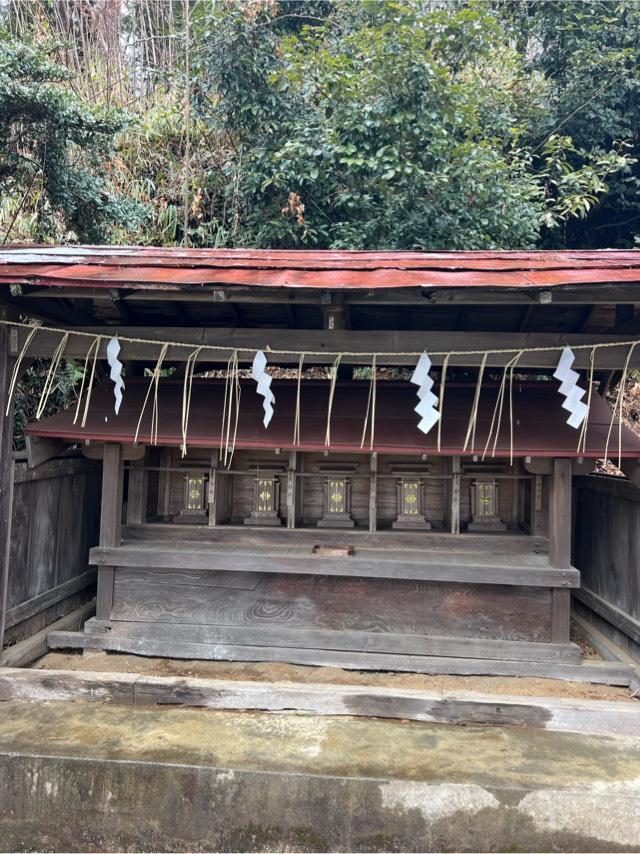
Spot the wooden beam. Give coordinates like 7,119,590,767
0,305,16,654
13,327,640,368
90,543,580,587
369,452,377,533
2,666,639,734
18,283,640,305
126,457,147,525
286,451,297,530
0,601,95,668
44,631,631,684
549,458,572,569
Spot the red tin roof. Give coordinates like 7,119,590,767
2,247,640,291
25,379,640,458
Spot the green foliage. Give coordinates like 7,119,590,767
0,37,145,242
195,1,633,249
12,359,82,451
496,0,640,247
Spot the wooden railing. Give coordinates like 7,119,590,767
573,474,640,662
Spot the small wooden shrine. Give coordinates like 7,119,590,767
2,247,640,676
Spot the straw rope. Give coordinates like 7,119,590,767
1,318,637,359
436,354,450,453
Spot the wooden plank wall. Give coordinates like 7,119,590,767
3,455,101,646
573,474,640,662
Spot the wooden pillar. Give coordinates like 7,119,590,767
0,306,16,653
549,457,572,644
549,458,572,568
96,443,124,621
450,456,461,535
126,456,148,525
286,451,297,529
208,448,218,527
369,452,377,533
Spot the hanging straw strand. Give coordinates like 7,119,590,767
134,343,168,445
180,346,202,457
73,335,102,428
603,341,638,468
324,354,342,447
436,354,450,453
293,353,304,446
360,355,377,450
35,332,69,420
577,346,597,455
5,322,40,417
463,352,488,454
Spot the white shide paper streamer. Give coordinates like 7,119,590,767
106,336,125,415
252,350,275,428
411,352,441,434
553,346,588,429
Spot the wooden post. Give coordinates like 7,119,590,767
96,443,124,621
126,456,147,525
0,306,16,654
551,588,571,643
549,457,572,644
208,448,218,527
450,456,461,535
286,451,297,529
549,458,572,568
369,452,377,533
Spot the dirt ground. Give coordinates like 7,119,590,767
35,650,636,702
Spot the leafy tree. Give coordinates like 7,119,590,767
196,1,631,249
0,37,145,242
496,0,640,247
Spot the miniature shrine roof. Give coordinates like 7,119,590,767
25,379,640,458
2,246,640,291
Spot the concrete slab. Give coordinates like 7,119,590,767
1,699,640,851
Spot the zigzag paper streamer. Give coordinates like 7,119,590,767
107,336,125,415
553,346,588,429
411,352,441,434
252,350,275,428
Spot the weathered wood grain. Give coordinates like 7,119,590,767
1,666,638,736
91,542,579,587
91,618,580,663
45,631,631,684
0,600,95,667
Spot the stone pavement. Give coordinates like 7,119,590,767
1,699,639,852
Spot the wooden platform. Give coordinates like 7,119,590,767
90,536,579,588
50,561,581,674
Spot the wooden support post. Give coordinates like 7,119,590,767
208,449,218,527
126,456,147,525
549,458,572,568
0,306,16,654
450,456,461,535
369,453,377,533
551,588,571,643
549,458,572,643
157,447,172,521
286,451,297,529
96,443,124,622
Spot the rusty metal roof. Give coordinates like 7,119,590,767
2,246,640,291
25,379,640,458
